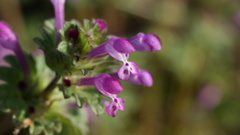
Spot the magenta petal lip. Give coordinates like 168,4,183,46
105,97,125,117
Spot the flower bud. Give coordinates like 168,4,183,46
95,19,107,31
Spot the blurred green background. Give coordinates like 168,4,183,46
1,0,240,135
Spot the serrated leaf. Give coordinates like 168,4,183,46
44,50,71,73
83,19,91,31
4,55,21,70
0,84,27,112
12,109,27,125
73,93,86,108
44,19,55,32
58,41,70,56
30,112,63,135
79,32,93,57
33,37,46,50
58,84,73,99
0,67,22,83
76,89,105,115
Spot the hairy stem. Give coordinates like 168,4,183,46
43,74,61,99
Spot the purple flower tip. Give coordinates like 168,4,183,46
0,21,30,77
129,33,162,52
0,21,18,50
68,29,79,42
0,22,17,40
128,70,153,87
113,38,135,54
95,74,124,95
95,19,107,31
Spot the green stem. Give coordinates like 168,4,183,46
43,74,61,99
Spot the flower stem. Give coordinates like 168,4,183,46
43,74,61,99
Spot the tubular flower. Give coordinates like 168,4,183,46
128,32,162,52
50,0,66,33
88,38,139,80
0,21,30,77
78,74,125,117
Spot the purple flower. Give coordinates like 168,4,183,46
50,0,66,33
0,21,30,77
128,32,162,52
78,74,125,117
88,38,139,80
95,19,107,31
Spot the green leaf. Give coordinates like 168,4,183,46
44,19,55,32
44,50,71,73
83,19,91,31
30,112,63,135
12,109,27,125
57,41,73,56
0,67,22,83
0,84,27,112
4,55,21,70
73,93,86,108
33,37,46,50
79,32,93,57
58,84,73,99
76,89,105,115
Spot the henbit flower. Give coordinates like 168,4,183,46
77,73,125,117
95,19,107,31
50,0,66,33
128,32,162,52
0,21,30,77
88,38,140,80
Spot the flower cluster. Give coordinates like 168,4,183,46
77,21,161,116
49,0,162,117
